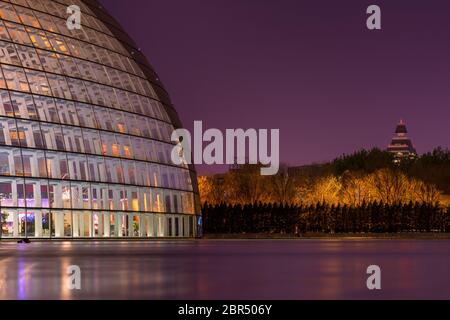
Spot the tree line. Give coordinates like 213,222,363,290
203,201,450,235
200,148,450,234
199,148,450,207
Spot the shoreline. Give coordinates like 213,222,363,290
204,233,450,240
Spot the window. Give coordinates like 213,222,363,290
87,156,105,182
40,123,64,150
95,47,112,67
67,154,88,181
77,60,96,81
71,183,91,210
34,95,59,122
111,143,120,157
56,99,78,125
13,149,23,176
131,138,145,161
0,89,14,116
91,63,110,85
0,118,17,145
128,93,143,115
85,82,104,105
62,126,84,153
136,116,150,138
9,127,25,147
115,89,131,111
25,209,51,238
139,97,154,118
46,73,71,99
64,38,86,59
0,3,20,23
1,65,30,92
50,211,72,237
21,154,32,176
20,150,48,178
66,78,89,102
102,86,119,109
126,162,136,185
0,21,11,41
0,40,20,65
10,92,38,120
34,11,58,33
0,69,5,89
0,178,21,207
94,108,112,131
15,44,42,70
110,110,126,133
75,103,97,128
5,22,32,45
83,44,100,63
38,49,62,74
45,151,69,179
116,135,132,158
46,32,70,54
24,69,50,95
0,151,10,175
16,119,41,148
82,129,102,154
27,27,52,50
15,6,41,28
58,54,80,77
121,73,135,92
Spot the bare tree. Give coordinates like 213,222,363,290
370,168,409,204
341,171,372,206
410,179,441,203
268,164,298,205
198,175,226,205
224,164,269,205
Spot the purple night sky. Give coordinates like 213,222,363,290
100,0,450,174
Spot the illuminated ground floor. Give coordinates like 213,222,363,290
0,210,201,239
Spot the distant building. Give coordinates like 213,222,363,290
387,120,417,163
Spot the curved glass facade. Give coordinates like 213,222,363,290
0,0,201,238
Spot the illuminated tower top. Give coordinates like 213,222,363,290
387,119,417,162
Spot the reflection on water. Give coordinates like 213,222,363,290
0,240,449,299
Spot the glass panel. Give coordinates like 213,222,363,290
2,64,30,92
56,99,78,125
26,210,50,238
15,5,41,28
46,73,71,99
24,69,50,95
40,123,65,150
16,44,42,70
0,40,20,65
5,21,32,45
0,4,21,24
50,210,71,237
34,95,59,122
75,103,97,128
38,49,62,73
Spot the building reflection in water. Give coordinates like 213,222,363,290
1,240,450,299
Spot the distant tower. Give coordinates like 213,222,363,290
387,120,417,163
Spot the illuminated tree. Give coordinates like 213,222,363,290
410,179,441,204
369,168,410,204
267,164,298,205
340,171,372,206
198,175,225,205
305,175,341,205
223,164,270,205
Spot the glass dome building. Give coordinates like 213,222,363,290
0,0,201,239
